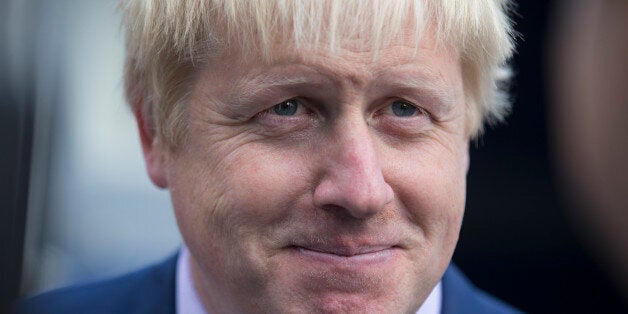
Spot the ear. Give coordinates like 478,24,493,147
133,104,169,189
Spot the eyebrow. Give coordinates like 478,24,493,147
230,70,334,103
237,74,316,101
373,70,460,114
202,70,330,120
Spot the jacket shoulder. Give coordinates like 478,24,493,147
441,265,523,314
15,254,178,314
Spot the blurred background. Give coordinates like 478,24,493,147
1,0,181,312
1,0,626,313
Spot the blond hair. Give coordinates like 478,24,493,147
121,0,516,147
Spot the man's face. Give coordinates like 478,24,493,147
155,30,469,312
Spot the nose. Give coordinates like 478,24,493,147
313,122,394,219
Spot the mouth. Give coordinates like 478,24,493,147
289,245,401,266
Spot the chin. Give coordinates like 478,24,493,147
309,293,410,313
260,250,424,314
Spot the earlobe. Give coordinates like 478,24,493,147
134,105,169,189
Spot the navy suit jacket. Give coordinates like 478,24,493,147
16,255,520,314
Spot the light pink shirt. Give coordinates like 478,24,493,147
176,246,442,314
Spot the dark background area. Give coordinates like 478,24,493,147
454,1,626,313
2,1,626,313
0,0,34,311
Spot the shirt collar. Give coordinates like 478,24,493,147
176,246,207,314
176,246,441,314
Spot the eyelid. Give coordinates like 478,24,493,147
265,98,309,116
254,97,315,127
380,99,431,119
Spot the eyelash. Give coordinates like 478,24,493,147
384,99,430,118
255,97,432,129
254,98,314,128
266,98,306,116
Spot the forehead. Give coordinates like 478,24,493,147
193,28,464,122
204,27,459,87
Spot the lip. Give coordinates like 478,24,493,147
290,245,400,266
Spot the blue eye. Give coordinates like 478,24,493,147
272,99,299,116
391,100,418,117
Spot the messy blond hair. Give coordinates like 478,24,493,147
121,0,516,147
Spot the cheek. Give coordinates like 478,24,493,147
385,140,467,243
168,141,312,248
218,144,314,225
167,141,316,297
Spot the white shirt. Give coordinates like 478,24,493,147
176,246,442,314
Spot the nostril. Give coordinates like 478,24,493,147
313,177,392,220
